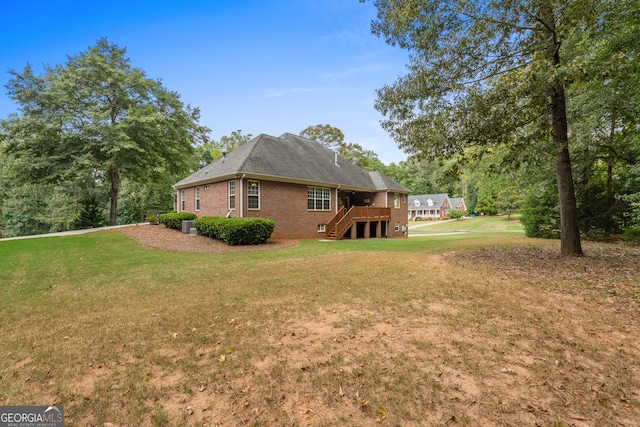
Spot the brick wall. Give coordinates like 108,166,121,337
178,179,409,239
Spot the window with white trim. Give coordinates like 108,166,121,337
395,222,400,232
228,180,236,209
180,189,185,211
195,186,201,211
394,193,400,208
317,224,326,232
247,180,260,210
307,186,331,210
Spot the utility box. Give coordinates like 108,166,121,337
182,220,194,234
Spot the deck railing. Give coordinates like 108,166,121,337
326,206,391,240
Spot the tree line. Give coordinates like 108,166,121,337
2,1,639,254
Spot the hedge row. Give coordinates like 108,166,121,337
193,216,276,245
159,212,197,230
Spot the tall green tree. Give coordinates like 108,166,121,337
366,0,602,255
194,130,253,167
567,0,640,235
300,124,385,171
2,38,208,225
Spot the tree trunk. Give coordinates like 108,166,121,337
548,52,583,256
108,167,120,226
539,0,583,256
607,112,616,200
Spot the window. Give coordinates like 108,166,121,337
394,193,400,208
395,222,400,232
402,194,407,203
195,186,201,211
307,186,331,210
317,224,326,233
247,180,260,210
180,189,185,211
228,180,236,209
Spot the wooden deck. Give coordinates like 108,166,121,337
325,206,391,240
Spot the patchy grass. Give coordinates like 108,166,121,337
0,231,639,426
410,214,524,233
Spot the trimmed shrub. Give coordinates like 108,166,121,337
194,216,276,245
160,212,197,230
192,216,227,239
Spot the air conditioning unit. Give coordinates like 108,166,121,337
182,220,194,234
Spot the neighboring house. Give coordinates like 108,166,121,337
407,194,452,220
449,197,467,212
173,133,410,239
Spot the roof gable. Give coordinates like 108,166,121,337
408,194,449,209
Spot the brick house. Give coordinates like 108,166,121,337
407,194,452,220
173,133,410,239
449,197,467,212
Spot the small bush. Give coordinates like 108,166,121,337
159,212,197,230
520,185,560,239
145,214,158,225
194,216,276,245
448,209,466,220
622,225,640,244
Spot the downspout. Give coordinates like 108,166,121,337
336,185,341,213
239,174,245,218
385,189,390,237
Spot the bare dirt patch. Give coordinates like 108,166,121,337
5,231,640,426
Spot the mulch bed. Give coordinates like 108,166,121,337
117,224,299,253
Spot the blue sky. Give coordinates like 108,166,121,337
0,1,411,164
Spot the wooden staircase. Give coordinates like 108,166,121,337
325,206,391,240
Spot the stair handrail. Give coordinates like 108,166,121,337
325,206,344,236
332,206,356,239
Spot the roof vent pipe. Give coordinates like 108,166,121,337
334,151,339,167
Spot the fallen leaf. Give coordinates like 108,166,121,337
339,385,344,396
219,354,226,363
361,400,369,408
198,385,207,392
378,408,387,420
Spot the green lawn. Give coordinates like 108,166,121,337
409,214,524,233
1,227,638,426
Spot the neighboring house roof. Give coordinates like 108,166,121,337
408,194,449,210
449,197,466,210
174,133,410,192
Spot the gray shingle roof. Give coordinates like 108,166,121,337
408,194,449,210
174,133,409,192
449,197,466,209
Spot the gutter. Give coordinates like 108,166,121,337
239,174,245,218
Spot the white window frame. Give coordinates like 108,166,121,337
247,180,260,210
394,193,400,209
395,222,400,232
228,180,236,210
307,186,331,211
317,224,326,233
195,186,201,211
180,189,185,211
